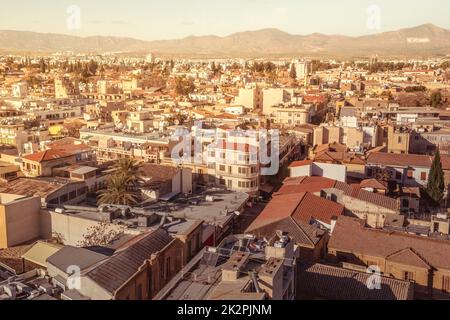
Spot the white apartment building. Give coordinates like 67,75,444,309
269,104,315,126
11,82,28,98
292,60,313,80
234,86,263,111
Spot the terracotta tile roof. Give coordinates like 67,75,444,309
386,248,430,269
22,149,73,163
246,216,325,247
0,177,69,198
23,139,91,163
292,192,344,225
367,152,432,168
246,192,343,244
314,152,366,165
360,179,388,190
247,193,307,230
349,187,399,211
299,263,413,300
289,160,313,168
280,176,398,212
138,164,179,186
314,142,347,154
86,229,174,295
280,176,337,193
214,113,238,120
329,216,450,270
440,155,450,171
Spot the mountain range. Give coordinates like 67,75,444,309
0,24,449,57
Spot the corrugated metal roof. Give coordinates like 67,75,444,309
86,229,174,294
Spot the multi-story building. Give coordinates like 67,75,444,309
155,233,297,300
234,86,263,111
0,195,41,249
55,78,79,99
328,216,450,299
268,104,315,126
80,128,172,164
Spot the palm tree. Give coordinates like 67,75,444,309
97,174,139,206
112,158,143,185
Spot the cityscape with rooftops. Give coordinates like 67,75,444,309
1,0,450,307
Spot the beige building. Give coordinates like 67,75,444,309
262,88,296,116
329,216,450,299
234,86,263,111
80,129,172,164
126,111,154,133
0,195,41,249
314,125,364,152
269,104,314,126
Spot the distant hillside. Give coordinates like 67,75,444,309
0,24,449,57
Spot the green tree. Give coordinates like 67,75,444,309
97,174,139,206
426,150,445,205
431,91,442,108
112,158,142,183
289,65,297,79
39,58,46,73
175,77,195,96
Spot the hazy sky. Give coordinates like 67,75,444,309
1,0,449,40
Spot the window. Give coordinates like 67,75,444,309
227,180,232,188
407,170,414,179
421,172,427,181
187,240,192,259
443,276,450,293
403,271,414,281
136,284,143,300
196,233,201,251
367,168,373,177
219,165,226,172
238,181,250,189
148,272,153,298
398,137,402,144
239,167,248,175
166,257,171,279
402,199,410,208
396,172,402,180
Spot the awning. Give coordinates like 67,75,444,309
159,191,180,201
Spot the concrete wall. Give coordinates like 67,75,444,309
40,210,127,246
290,165,312,178
312,163,346,182
0,196,41,248
290,162,346,182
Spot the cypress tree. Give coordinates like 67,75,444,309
426,149,445,205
